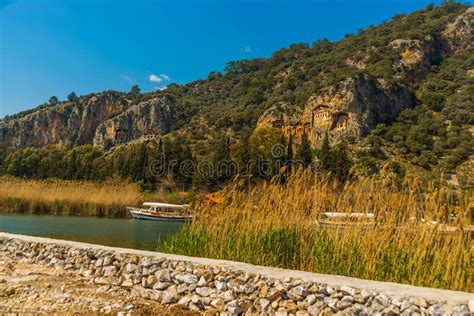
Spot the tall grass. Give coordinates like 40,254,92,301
0,177,191,217
161,170,472,292
0,177,142,217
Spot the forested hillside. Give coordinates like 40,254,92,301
1,2,472,190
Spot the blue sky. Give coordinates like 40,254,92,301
0,0,445,117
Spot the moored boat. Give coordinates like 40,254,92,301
128,202,192,222
316,212,375,228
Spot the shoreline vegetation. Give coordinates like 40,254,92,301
159,169,473,292
0,177,191,218
0,171,472,292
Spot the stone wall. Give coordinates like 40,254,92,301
1,233,473,315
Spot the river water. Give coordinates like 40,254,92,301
0,213,183,251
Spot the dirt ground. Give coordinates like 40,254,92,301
0,253,196,315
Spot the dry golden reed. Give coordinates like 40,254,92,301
162,169,472,292
0,176,143,217
0,176,192,217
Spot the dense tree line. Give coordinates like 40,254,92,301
1,130,352,191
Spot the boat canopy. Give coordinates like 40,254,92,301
143,202,189,209
321,212,375,219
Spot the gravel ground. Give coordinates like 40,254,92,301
0,253,196,315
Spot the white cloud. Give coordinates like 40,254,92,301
159,73,170,81
241,46,252,53
149,73,171,83
148,74,163,83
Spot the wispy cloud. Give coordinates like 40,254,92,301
120,74,134,83
159,73,170,81
241,46,252,53
155,86,168,91
149,73,171,83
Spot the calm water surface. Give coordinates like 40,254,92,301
0,213,183,251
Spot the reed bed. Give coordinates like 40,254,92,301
0,177,143,217
161,170,473,292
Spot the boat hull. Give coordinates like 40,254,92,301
129,209,192,222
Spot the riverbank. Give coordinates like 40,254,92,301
0,177,192,218
0,177,139,218
1,232,473,315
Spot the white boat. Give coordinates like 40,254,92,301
127,202,192,222
316,212,375,227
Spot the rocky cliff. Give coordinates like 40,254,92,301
0,92,130,148
443,7,474,52
256,7,473,146
257,75,415,146
0,93,175,148
93,96,175,146
0,4,471,151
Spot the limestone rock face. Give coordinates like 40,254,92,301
256,103,301,130
307,75,415,145
345,56,367,70
389,38,441,76
257,75,415,146
0,92,130,148
1,8,471,151
443,7,474,52
258,9,473,144
92,96,175,146
0,93,175,148
387,7,473,78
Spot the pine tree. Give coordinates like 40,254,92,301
286,134,294,169
286,134,293,161
152,137,165,180
67,92,78,102
317,131,332,172
49,96,59,106
214,134,231,162
296,132,313,168
130,85,141,94
157,137,163,155
213,134,233,183
332,142,352,182
141,142,148,182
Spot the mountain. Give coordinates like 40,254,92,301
1,3,473,185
